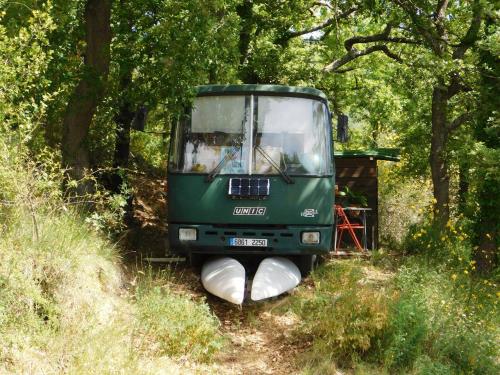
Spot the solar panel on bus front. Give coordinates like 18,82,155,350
228,178,270,197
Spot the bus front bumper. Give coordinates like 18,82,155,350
169,224,333,255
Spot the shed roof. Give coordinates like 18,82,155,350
334,148,400,162
195,84,328,102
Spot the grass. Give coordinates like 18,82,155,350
286,255,499,375
0,148,225,374
135,269,225,362
382,259,499,374
288,260,391,372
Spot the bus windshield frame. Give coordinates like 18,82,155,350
168,94,333,177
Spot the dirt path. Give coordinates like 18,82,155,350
122,176,308,374
208,297,306,375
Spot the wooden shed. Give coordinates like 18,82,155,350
334,149,399,250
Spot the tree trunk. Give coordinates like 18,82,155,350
474,172,498,273
430,85,450,226
113,75,134,170
474,212,498,274
108,73,135,193
112,89,135,225
61,0,112,196
236,0,259,83
458,161,469,214
370,121,379,149
113,103,134,172
236,0,253,66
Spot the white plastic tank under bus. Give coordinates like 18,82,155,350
201,256,302,304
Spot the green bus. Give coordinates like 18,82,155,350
167,84,334,274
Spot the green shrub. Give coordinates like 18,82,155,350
135,276,224,362
403,215,474,267
293,261,390,365
130,126,169,173
377,164,433,247
381,262,499,375
413,356,454,375
382,295,428,370
290,258,499,375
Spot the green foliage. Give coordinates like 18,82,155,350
0,3,56,150
380,261,499,375
338,186,368,207
292,261,390,365
403,199,498,278
130,131,168,172
471,12,500,257
135,273,224,362
382,295,428,369
378,162,434,247
113,0,240,108
289,257,499,374
403,214,475,266
129,107,171,173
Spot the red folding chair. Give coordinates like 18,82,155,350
334,205,366,253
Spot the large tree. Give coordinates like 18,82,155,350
61,0,112,195
473,9,499,272
395,0,483,226
286,0,486,228
107,0,239,178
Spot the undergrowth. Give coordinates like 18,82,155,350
291,253,499,375
0,144,224,374
135,269,225,362
292,261,390,367
382,260,498,374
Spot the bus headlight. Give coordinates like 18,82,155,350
179,228,197,241
301,231,320,244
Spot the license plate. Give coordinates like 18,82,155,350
229,238,268,247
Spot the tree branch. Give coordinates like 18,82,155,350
453,0,483,59
394,0,443,54
324,45,402,72
343,24,419,51
333,67,359,73
323,23,419,73
434,0,450,38
312,1,333,11
435,0,449,19
447,74,471,99
286,6,357,39
344,24,391,50
448,112,471,132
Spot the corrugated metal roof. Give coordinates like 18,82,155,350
334,148,400,161
195,84,328,101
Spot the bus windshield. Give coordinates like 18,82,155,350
169,95,332,176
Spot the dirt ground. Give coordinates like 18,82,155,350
121,175,311,374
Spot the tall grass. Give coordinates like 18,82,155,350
0,187,127,372
290,257,499,374
381,259,499,375
291,261,391,368
0,144,224,373
135,269,225,362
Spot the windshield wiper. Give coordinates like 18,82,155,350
255,145,294,184
251,97,293,184
205,146,241,182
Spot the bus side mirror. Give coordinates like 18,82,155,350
337,114,349,143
